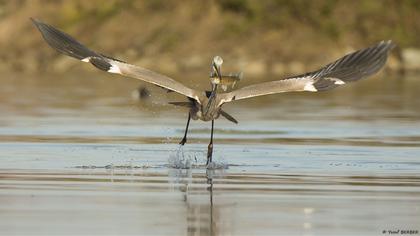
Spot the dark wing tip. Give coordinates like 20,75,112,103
30,18,53,36
377,40,396,53
382,39,396,48
30,17,38,24
373,40,396,56
30,17,40,24
89,57,112,71
30,17,46,33
319,40,395,83
31,17,98,60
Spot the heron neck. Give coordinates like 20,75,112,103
211,83,218,95
204,84,218,113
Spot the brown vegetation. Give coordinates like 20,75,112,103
0,0,419,77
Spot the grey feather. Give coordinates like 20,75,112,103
219,40,394,103
32,18,202,103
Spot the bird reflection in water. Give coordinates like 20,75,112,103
168,169,231,236
207,170,215,236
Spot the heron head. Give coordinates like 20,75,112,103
213,56,223,67
212,56,223,77
210,56,223,85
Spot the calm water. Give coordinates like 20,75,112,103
0,72,420,235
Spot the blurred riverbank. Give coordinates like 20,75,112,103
1,0,420,78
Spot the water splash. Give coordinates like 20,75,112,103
206,161,228,170
167,145,196,169
168,145,229,169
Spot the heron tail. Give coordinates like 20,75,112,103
220,110,238,124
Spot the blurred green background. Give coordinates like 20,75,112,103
0,0,419,78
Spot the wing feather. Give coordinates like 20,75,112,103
31,18,202,102
219,40,394,104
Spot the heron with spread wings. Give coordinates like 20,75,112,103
31,18,395,165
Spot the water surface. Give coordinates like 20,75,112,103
0,73,419,235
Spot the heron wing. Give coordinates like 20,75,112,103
31,18,203,102
219,40,395,103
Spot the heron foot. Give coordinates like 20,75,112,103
206,143,213,165
179,137,187,146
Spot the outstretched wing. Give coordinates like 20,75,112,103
31,18,203,103
219,40,395,103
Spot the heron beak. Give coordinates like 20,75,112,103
213,63,222,79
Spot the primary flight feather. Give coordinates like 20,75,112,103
31,18,394,165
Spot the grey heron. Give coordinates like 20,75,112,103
31,18,395,165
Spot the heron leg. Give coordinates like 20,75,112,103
206,119,214,165
179,113,191,145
